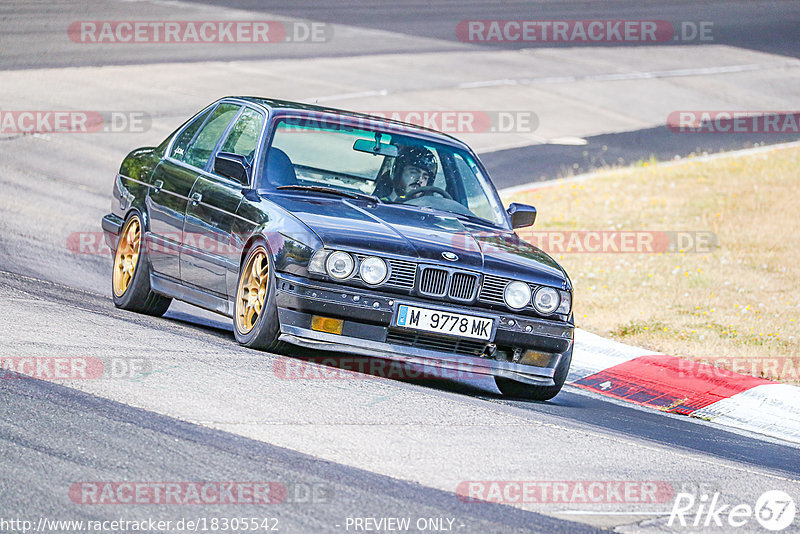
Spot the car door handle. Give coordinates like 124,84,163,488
190,192,202,206
153,179,164,193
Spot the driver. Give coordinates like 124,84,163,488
387,146,438,201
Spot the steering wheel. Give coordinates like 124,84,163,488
399,186,453,201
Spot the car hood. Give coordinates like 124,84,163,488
267,193,569,289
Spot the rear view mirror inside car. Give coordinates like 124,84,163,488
353,138,398,157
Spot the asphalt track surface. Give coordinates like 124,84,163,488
1,1,800,533
1,371,593,533
4,0,799,69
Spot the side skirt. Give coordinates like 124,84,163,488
150,274,234,317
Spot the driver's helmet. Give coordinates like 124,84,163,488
392,145,438,197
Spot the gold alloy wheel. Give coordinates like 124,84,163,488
236,248,269,334
112,216,141,297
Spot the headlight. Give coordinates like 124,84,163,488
533,286,560,315
556,291,571,315
359,256,388,285
503,281,531,310
325,251,355,279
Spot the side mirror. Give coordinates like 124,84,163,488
507,203,537,229
214,152,250,185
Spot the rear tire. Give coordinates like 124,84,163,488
233,241,287,352
111,212,171,316
495,346,573,401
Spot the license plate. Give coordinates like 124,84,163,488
394,304,493,341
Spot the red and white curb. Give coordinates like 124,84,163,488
568,329,800,444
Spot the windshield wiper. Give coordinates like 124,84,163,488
276,185,381,203
424,207,498,228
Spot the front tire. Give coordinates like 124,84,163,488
111,212,171,316
233,242,285,352
495,346,573,401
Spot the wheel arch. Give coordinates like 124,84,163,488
240,231,277,270
124,203,149,228
238,225,320,274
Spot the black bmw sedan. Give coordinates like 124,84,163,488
102,97,574,400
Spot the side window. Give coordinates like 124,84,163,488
219,107,265,164
454,154,495,222
170,108,212,161
182,103,240,169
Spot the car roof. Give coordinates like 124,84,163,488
226,96,470,149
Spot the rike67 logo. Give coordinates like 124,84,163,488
669,490,796,531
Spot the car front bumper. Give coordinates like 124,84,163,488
274,272,574,386
101,213,124,250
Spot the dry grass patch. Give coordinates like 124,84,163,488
504,146,800,383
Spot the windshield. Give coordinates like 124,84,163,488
260,117,508,227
